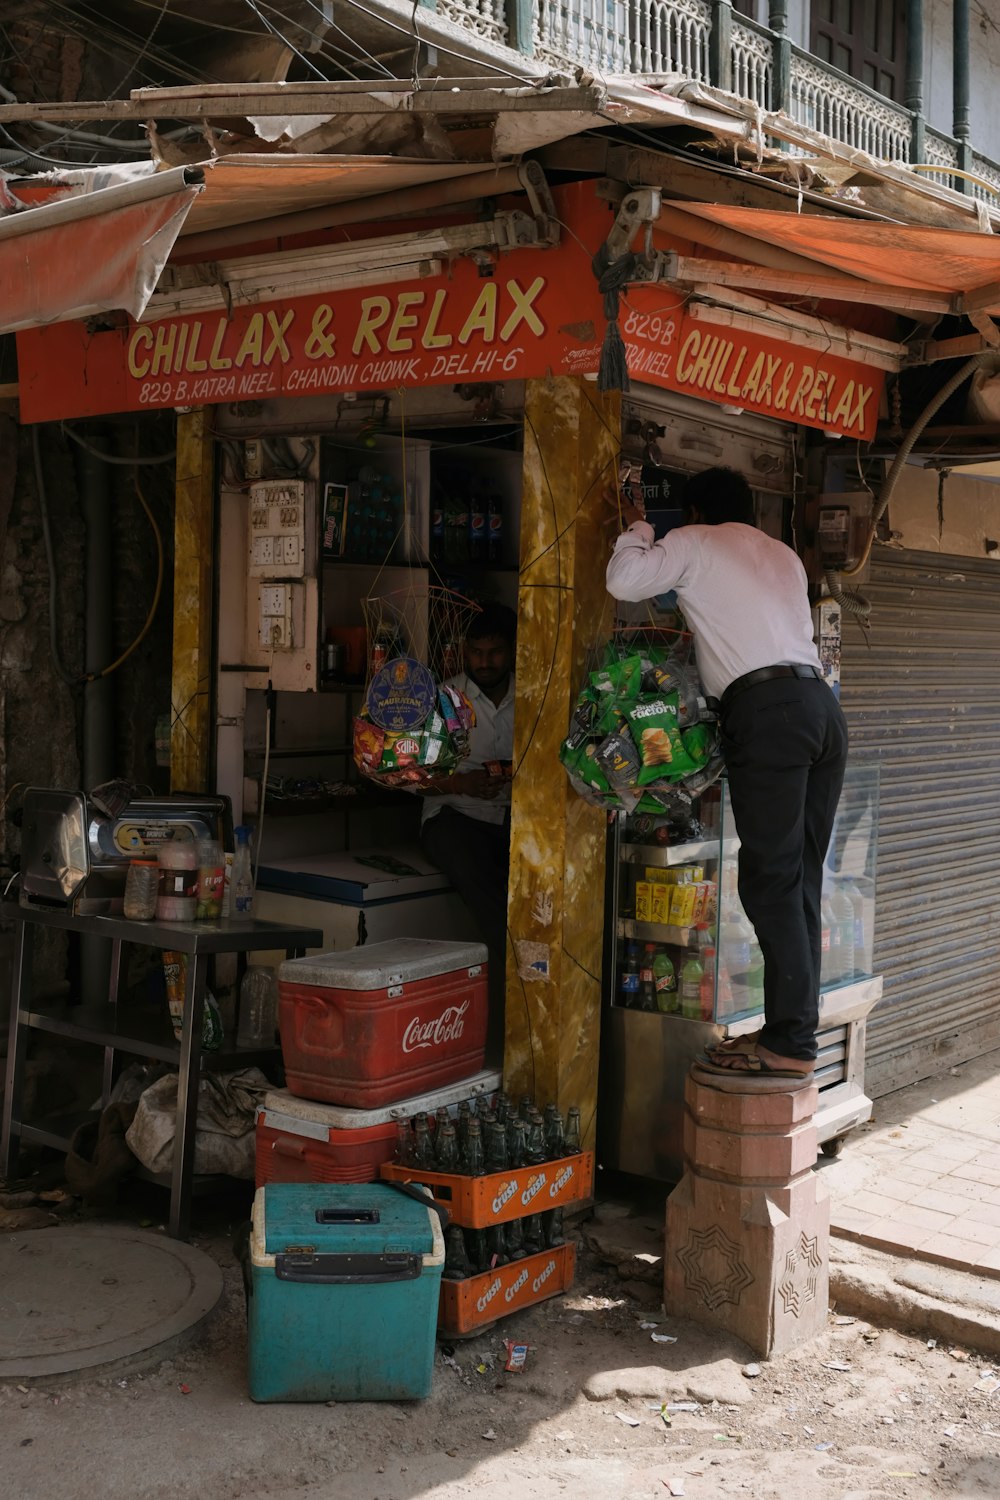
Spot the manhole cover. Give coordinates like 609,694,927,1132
0,1225,223,1378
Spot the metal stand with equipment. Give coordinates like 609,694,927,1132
3,785,323,1239
1,905,322,1239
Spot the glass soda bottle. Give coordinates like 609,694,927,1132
564,1107,582,1154
443,1224,474,1280
435,1120,460,1171
412,1115,435,1170
652,946,677,1013
507,1116,527,1168
506,1215,527,1260
461,1117,486,1176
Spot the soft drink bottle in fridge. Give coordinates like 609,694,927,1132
652,946,677,1013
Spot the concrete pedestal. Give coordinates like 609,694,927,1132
664,1064,829,1358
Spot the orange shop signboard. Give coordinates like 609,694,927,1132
16,248,606,422
15,190,882,440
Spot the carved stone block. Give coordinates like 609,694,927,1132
664,1067,829,1358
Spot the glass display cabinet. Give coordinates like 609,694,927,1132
598,758,881,1181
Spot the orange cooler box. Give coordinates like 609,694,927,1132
278,938,489,1107
255,1070,501,1187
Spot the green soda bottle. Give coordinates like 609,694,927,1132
679,950,704,1020
652,946,677,1013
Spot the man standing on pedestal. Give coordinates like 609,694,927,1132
606,467,848,1081
418,603,516,1064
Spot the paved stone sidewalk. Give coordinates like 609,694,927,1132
822,1044,1000,1275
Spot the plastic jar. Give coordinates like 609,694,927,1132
123,858,159,921
156,841,199,921
195,839,225,920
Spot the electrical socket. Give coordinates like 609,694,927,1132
245,439,263,479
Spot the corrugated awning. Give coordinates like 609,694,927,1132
667,200,1000,309
0,165,202,333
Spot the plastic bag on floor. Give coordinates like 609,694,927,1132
125,1067,270,1179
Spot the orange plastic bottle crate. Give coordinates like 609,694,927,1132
438,1243,576,1336
379,1150,594,1228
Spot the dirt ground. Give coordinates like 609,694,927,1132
4,1193,1000,1500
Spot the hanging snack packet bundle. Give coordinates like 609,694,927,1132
560,640,723,812
353,684,475,788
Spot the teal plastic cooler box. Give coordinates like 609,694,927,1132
248,1182,445,1402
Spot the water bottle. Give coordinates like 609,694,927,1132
720,907,752,1014
841,876,872,976
831,880,856,983
820,894,836,987
699,943,718,1021
232,825,254,916
237,964,279,1046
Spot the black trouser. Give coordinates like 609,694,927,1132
720,677,849,1061
420,807,510,1065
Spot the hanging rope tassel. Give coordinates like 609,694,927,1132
592,244,639,393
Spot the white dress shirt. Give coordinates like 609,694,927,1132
422,672,515,826
606,520,820,701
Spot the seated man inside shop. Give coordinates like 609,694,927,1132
416,602,516,1065
606,466,848,1081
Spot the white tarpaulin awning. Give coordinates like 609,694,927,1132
0,165,202,333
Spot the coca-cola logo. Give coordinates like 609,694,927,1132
401,1000,469,1054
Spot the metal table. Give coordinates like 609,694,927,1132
0,904,323,1239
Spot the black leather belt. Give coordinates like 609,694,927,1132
719,663,823,711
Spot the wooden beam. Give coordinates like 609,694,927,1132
664,253,954,315
0,83,603,125
170,410,215,794
919,332,999,362
957,280,1000,314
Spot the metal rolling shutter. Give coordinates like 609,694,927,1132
840,549,1000,1097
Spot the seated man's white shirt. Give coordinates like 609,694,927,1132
421,672,515,827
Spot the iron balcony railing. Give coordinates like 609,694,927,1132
423,0,1000,203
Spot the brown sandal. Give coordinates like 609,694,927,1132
699,1039,813,1080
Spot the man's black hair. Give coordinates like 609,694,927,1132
466,601,517,646
681,467,755,526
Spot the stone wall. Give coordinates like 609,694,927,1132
0,414,176,1015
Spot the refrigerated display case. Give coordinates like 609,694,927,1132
598,758,881,1181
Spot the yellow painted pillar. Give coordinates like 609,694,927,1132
170,409,215,792
506,376,621,1147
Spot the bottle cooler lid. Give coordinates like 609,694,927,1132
278,937,488,992
256,1182,437,1256
259,1068,502,1131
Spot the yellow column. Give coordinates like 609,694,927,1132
506,376,620,1147
170,409,215,792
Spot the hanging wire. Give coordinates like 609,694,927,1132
241,0,331,81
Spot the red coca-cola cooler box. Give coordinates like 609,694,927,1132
254,1070,501,1187
277,938,489,1107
